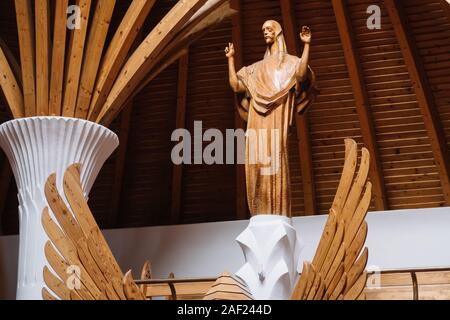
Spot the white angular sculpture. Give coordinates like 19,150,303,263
0,117,119,300
235,215,303,300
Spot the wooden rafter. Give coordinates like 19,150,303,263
49,0,69,116
96,0,209,126
15,0,36,117
35,0,50,115
170,52,189,224
384,0,450,205
230,0,247,220
87,0,157,122
88,0,155,121
331,0,387,211
129,49,189,105
0,37,22,87
75,0,116,119
0,45,24,118
126,1,234,109
62,0,92,117
280,0,317,215
109,102,133,227
108,31,146,228
3,0,232,126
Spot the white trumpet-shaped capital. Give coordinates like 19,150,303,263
0,117,118,300
235,215,303,300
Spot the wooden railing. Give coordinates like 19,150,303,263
135,278,216,300
135,267,450,300
365,267,450,300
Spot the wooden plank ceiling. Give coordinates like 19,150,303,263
0,0,450,234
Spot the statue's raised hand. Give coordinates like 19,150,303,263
300,26,311,44
225,42,235,58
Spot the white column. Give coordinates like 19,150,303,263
0,117,119,300
235,215,303,300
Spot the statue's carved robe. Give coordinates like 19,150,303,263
237,53,316,216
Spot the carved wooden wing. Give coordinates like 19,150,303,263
41,164,145,300
291,139,371,300
295,66,319,115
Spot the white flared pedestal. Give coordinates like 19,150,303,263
235,215,303,300
0,117,119,300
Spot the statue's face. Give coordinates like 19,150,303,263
262,22,276,45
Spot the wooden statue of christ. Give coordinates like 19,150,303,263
225,20,316,217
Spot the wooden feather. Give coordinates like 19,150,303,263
311,211,337,271
42,164,144,300
123,270,145,300
346,248,369,291
344,222,368,270
325,263,344,298
344,272,367,300
291,261,310,299
140,261,152,296
42,287,58,301
292,139,371,300
43,266,71,300
331,139,358,215
306,273,322,300
330,273,347,300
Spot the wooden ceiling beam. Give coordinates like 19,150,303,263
230,0,248,220
108,31,147,228
280,0,317,215
49,0,69,116
87,0,156,122
62,0,92,117
0,45,24,118
15,0,36,117
170,51,189,224
96,0,209,126
35,0,51,116
121,1,234,117
385,0,450,205
75,0,116,119
0,37,22,87
332,0,388,211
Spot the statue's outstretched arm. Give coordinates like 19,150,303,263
296,26,311,84
225,43,246,93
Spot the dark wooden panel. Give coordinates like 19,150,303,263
348,0,446,210
118,64,178,227
295,0,366,214
181,20,236,223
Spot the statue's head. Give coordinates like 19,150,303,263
262,20,282,45
262,20,287,58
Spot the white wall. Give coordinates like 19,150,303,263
0,236,18,300
1,207,450,299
